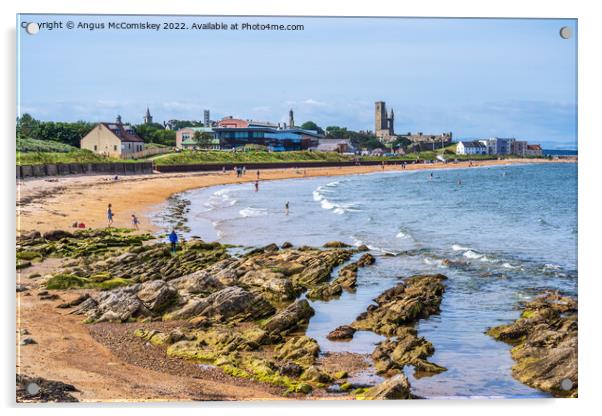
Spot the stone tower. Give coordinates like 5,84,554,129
375,101,387,135
289,109,295,128
204,109,210,127
388,108,394,135
144,107,153,124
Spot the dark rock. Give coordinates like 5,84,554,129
16,374,79,403
278,362,303,377
323,241,350,248
281,241,293,249
42,230,74,241
57,293,90,309
327,325,356,341
20,337,37,346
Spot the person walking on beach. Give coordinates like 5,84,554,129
284,201,289,216
131,214,140,230
256,170,260,179
222,166,226,174
169,229,178,253
254,180,259,192
107,204,114,227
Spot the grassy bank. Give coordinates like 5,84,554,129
16,150,125,166
153,150,355,166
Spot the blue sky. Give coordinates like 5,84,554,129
17,15,577,148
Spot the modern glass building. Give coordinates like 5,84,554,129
213,127,322,151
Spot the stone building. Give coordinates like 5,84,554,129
80,116,145,157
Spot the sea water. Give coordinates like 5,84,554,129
153,163,577,399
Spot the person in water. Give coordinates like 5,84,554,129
254,180,259,192
169,229,178,253
284,201,289,216
107,203,114,227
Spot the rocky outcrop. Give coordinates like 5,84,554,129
262,299,314,337
307,253,376,301
326,325,356,341
275,336,320,366
371,327,446,375
487,291,577,397
71,280,177,323
358,374,414,400
165,286,275,323
353,274,447,336
350,274,447,376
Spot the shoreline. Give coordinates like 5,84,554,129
17,158,574,234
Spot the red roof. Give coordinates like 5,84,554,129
100,122,145,143
527,144,542,150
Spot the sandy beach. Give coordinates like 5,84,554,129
16,158,572,235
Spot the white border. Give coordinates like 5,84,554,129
2,1,601,415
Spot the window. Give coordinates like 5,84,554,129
94,145,97,151
114,145,117,151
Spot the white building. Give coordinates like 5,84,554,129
456,140,487,155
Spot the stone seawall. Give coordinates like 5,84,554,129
17,162,154,179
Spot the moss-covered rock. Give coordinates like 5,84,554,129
487,291,577,397
275,336,320,367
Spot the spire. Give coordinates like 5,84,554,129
144,106,153,124
288,108,295,128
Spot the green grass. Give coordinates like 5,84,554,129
17,149,118,166
17,137,79,153
15,149,147,166
154,150,354,166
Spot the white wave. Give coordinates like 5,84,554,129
325,181,340,187
205,188,238,209
452,244,470,251
239,207,268,218
543,263,561,270
320,199,335,210
463,250,483,260
333,207,345,215
502,262,518,269
423,257,445,267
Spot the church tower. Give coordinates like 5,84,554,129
375,101,387,134
289,109,295,128
144,107,153,124
388,108,394,135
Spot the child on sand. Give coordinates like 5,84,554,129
131,214,140,230
107,204,114,227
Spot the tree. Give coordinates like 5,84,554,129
193,131,214,149
300,121,325,135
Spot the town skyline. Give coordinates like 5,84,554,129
18,15,577,149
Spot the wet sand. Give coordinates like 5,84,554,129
16,158,572,234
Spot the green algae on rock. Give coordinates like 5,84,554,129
349,274,448,377
486,291,577,398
